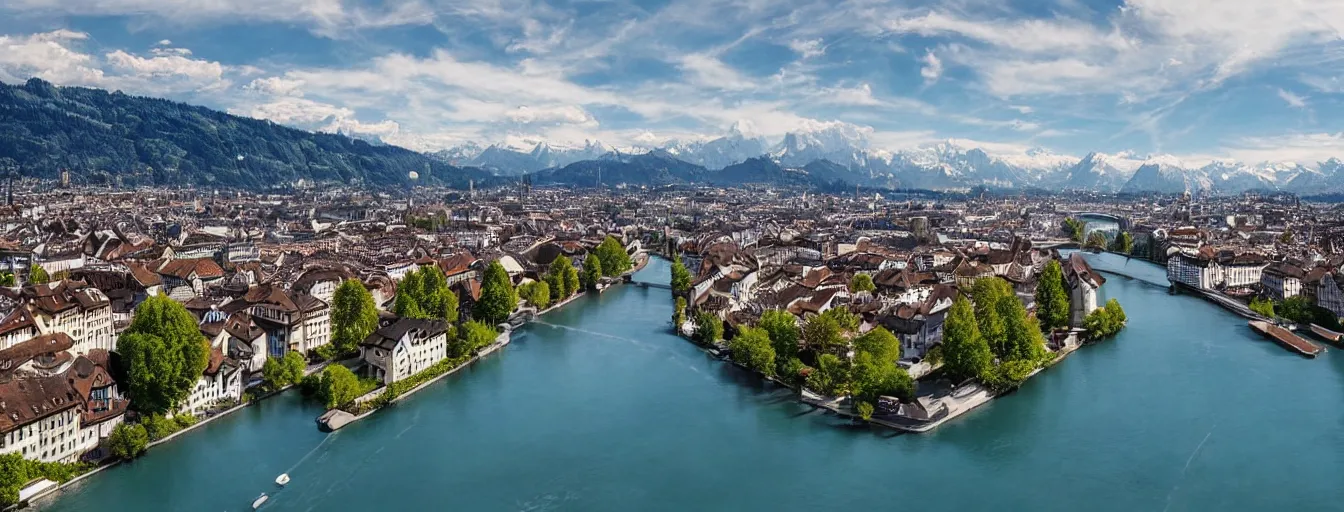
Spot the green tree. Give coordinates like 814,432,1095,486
107,423,149,460
941,296,992,383
141,414,178,440
1062,217,1086,242
1278,296,1314,324
543,272,564,303
856,401,875,421
806,353,849,396
581,255,604,290
330,279,378,356
461,320,498,353
851,351,914,403
28,264,49,285
594,236,632,276
1249,297,1275,318
1036,259,1071,332
820,307,860,332
0,272,14,287
728,327,776,376
672,296,688,329
849,273,875,293
998,292,1047,363
670,256,693,294
759,309,800,366
117,295,211,415
474,261,517,325
852,327,901,364
261,356,289,390
1086,231,1108,250
393,270,428,319
802,313,845,356
548,255,579,299
519,280,551,310
1112,232,1134,254
1082,306,1116,339
971,278,1010,359
1104,298,1127,325
318,364,362,409
693,312,723,345
282,351,306,383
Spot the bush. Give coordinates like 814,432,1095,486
856,401,875,421
141,414,181,441
107,423,149,460
1083,299,1127,340
173,412,198,429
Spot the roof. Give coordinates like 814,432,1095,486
157,258,225,280
0,333,74,373
1064,252,1106,288
361,317,448,350
0,374,81,435
0,307,37,337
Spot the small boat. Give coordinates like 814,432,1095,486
251,493,269,509
275,473,290,486
1310,324,1343,343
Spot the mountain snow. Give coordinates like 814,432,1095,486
428,130,1341,194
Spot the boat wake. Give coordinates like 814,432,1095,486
1162,424,1217,512
530,320,646,347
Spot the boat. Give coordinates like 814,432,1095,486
275,473,290,486
1310,324,1343,343
1249,320,1322,358
251,493,269,509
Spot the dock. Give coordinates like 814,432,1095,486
1309,324,1343,345
1249,320,1322,358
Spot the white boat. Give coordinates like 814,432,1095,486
275,473,290,486
251,493,268,509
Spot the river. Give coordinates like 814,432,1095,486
36,256,1344,511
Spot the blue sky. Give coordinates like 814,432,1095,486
0,0,1341,163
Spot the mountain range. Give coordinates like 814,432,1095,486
3,78,1340,195
435,124,1344,196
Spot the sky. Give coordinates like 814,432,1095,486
0,0,1341,164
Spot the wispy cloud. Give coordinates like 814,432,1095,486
1277,88,1307,109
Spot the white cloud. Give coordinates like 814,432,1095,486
787,38,825,59
678,53,755,91
919,51,942,85
505,105,597,127
2,0,435,38
1276,88,1307,109
245,76,305,97
0,30,105,86
105,49,226,89
1010,105,1033,114
1223,132,1344,164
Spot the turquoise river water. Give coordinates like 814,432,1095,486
35,255,1344,511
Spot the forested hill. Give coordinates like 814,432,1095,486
0,78,494,189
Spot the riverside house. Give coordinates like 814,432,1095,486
360,318,450,385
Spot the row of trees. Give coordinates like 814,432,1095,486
1251,295,1344,330
942,278,1052,391
670,255,692,295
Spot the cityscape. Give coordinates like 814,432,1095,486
2,0,1343,510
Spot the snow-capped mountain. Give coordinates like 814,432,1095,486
663,125,768,170
432,139,618,176
426,131,1340,194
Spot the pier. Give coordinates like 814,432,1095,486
1248,320,1322,358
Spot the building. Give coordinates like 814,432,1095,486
233,285,332,357
0,339,127,463
1260,262,1305,301
1063,252,1106,327
24,281,115,355
360,318,449,385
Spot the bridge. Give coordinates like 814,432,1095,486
1072,212,1130,231
630,281,672,290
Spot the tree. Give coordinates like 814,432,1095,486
1062,217,1086,242
454,320,498,357
1085,231,1108,250
1036,259,1071,332
1104,298,1127,325
851,351,914,403
330,279,378,356
670,256,693,294
856,401,875,421
940,296,992,383
672,296,688,329
282,351,306,383
519,280,551,310
543,272,564,303
1278,296,1314,324
28,264,49,285
1112,232,1134,254
806,353,848,396
0,272,13,287
581,255,604,290
261,357,287,390
594,236,632,276
474,260,517,325
971,279,1010,360
849,273,875,294
108,423,149,460
801,313,845,356
759,310,800,366
820,307,860,332
693,312,722,345
548,255,579,299
393,270,428,319
117,295,211,415
1082,307,1116,339
1249,297,1275,318
852,327,901,364
998,292,1047,363
318,364,362,409
728,327,776,376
